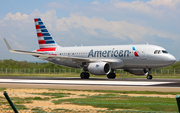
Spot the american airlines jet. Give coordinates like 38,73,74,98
4,18,176,80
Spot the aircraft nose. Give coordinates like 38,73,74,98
167,54,176,65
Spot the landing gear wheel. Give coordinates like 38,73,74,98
80,72,90,79
107,73,116,79
147,75,153,80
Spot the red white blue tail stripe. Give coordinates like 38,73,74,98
34,18,58,52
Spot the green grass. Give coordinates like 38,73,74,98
49,89,180,95
2,106,12,110
16,105,29,110
0,102,8,105
24,97,50,100
52,108,72,112
32,92,73,98
11,97,32,104
52,94,178,112
0,74,80,77
0,96,8,105
3,105,29,110
91,90,180,95
31,107,47,113
0,88,6,91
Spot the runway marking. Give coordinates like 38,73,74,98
0,79,174,86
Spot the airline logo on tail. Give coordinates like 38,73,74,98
34,18,58,52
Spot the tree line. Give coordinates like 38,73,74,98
0,59,180,70
0,59,71,69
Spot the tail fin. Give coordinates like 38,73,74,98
34,18,59,51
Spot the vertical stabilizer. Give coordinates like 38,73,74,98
34,18,58,52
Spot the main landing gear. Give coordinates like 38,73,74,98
80,72,90,79
107,73,116,79
107,70,116,79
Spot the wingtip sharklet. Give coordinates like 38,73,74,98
3,38,13,52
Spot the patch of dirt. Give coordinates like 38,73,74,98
21,89,109,111
0,89,53,98
5,88,52,93
24,101,108,111
60,90,106,95
0,105,10,109
49,90,107,100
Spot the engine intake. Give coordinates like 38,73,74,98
88,62,111,75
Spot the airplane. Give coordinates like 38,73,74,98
4,18,176,80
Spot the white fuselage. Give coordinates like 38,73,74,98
43,44,176,70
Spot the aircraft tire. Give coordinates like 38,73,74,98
147,75,153,80
107,73,116,79
86,73,90,79
80,72,89,79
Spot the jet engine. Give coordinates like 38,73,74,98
87,62,111,75
124,69,147,76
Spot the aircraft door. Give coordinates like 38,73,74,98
140,47,147,60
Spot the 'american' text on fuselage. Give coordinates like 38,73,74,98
88,49,130,57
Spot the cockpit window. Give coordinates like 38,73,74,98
154,50,168,54
154,50,158,54
162,50,168,54
158,50,161,54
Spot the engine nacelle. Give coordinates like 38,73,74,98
88,62,111,75
124,69,147,76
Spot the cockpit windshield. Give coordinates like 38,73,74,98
154,50,168,54
162,50,168,54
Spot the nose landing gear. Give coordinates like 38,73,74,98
146,69,153,80
147,75,153,80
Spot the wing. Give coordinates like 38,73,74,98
4,38,120,65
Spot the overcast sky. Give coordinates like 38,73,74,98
0,0,180,61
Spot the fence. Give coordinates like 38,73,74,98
0,91,179,113
0,68,83,75
0,68,180,76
